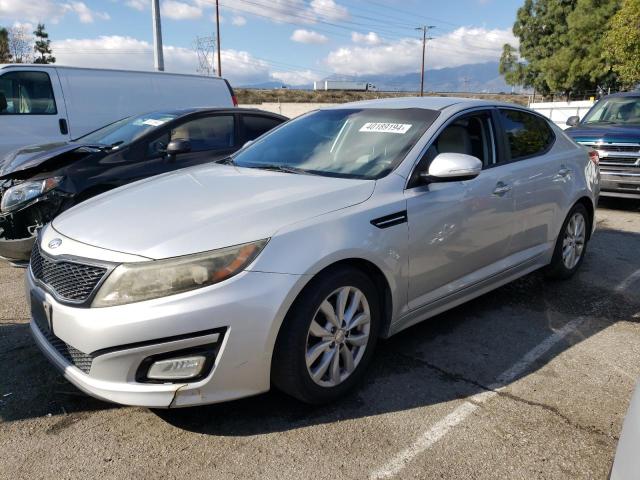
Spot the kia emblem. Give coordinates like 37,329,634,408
48,238,62,249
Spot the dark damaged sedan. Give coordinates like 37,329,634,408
0,107,286,264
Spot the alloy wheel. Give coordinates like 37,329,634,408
562,212,586,269
305,286,371,388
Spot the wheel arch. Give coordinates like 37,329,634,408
574,195,595,240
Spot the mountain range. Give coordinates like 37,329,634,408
242,61,521,93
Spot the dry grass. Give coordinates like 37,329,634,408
236,88,529,106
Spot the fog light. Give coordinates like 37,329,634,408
147,355,206,380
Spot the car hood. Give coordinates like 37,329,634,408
0,142,103,178
565,123,640,143
52,164,376,259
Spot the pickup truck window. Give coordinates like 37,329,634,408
582,97,640,125
0,71,57,115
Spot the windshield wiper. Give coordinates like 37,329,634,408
245,164,315,175
214,156,235,165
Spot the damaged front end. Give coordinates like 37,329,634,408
0,178,69,264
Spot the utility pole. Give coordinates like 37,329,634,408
151,0,164,71
416,25,435,97
215,0,222,76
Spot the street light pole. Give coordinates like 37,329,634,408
216,0,222,76
416,25,435,97
151,0,164,71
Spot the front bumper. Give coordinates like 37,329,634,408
600,170,640,199
27,263,303,408
0,228,35,262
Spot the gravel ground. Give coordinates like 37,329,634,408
1,197,639,480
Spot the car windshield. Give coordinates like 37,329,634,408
582,97,640,125
232,108,439,179
74,112,178,147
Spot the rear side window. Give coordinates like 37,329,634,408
498,109,554,160
0,71,57,115
242,115,283,142
170,115,235,152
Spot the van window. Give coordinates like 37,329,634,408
171,115,235,152
242,115,283,142
0,71,57,115
498,109,554,160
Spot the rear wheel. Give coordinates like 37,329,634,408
545,203,589,279
271,266,380,404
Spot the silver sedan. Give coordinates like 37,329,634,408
27,97,599,407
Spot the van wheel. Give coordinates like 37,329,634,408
271,266,380,404
545,203,589,280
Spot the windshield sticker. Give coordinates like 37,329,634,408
142,119,166,127
359,122,412,134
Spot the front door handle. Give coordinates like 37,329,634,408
493,182,512,196
59,118,68,135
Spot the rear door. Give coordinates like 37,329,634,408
0,68,70,157
496,108,568,256
405,109,516,310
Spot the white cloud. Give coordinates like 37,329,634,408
351,31,382,45
51,35,273,86
161,0,202,20
291,29,328,44
271,69,318,86
0,0,109,23
195,0,348,25
125,0,146,11
310,0,349,21
231,15,246,26
326,27,517,76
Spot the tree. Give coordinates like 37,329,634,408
33,23,55,64
0,28,11,63
603,0,640,89
500,0,619,98
8,25,32,63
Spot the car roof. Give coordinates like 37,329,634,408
325,96,520,111
600,91,640,99
140,107,287,119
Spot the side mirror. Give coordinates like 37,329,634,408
420,152,482,183
566,115,580,127
166,139,191,158
242,140,254,149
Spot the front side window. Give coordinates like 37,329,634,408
232,108,439,180
76,112,177,148
582,96,640,125
171,115,235,152
0,71,57,115
498,109,554,161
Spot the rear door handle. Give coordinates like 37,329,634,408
493,182,512,196
558,166,572,177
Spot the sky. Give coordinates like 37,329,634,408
0,0,523,86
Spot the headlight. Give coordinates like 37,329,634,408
92,239,268,307
0,177,63,213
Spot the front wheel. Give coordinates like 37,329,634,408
545,203,589,280
271,266,380,404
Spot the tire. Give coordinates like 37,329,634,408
544,203,590,280
271,266,381,404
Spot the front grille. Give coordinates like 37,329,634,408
33,313,94,373
591,144,640,153
30,243,107,303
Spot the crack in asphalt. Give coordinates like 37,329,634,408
396,352,616,441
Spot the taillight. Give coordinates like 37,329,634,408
232,95,238,107
588,150,599,165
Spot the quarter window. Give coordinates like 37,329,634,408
498,109,554,160
0,71,57,115
242,115,282,142
170,115,235,152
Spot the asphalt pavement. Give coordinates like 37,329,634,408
1,197,639,480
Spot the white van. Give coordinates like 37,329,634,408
0,64,237,158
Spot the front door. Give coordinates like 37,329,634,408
405,109,516,310
0,69,70,157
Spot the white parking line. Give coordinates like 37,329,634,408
370,317,585,480
615,268,640,292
